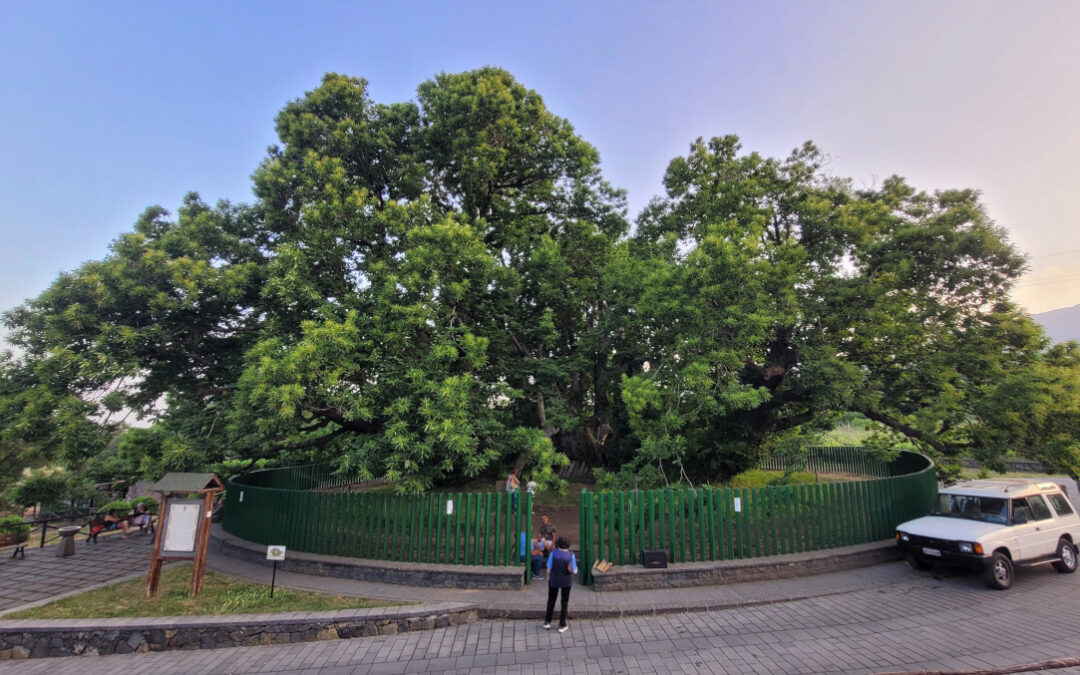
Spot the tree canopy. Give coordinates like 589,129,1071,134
2,68,1078,491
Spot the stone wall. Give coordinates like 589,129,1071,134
590,541,902,592
0,603,477,660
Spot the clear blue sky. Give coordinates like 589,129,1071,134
2,0,1078,337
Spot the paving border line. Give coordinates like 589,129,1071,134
0,602,478,660
876,655,1080,674
590,539,902,591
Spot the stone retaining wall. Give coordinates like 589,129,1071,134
211,525,524,591
0,603,477,660
590,541,902,592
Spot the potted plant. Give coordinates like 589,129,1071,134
0,515,31,547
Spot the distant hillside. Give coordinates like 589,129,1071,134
1033,304,1080,343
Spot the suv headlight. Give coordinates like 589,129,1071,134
958,542,984,555
896,531,910,542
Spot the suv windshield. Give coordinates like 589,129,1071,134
933,494,1008,524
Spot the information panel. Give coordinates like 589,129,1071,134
158,499,204,559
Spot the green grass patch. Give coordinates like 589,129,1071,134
728,469,827,488
2,564,398,620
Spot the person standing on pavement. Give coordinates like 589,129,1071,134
543,536,578,633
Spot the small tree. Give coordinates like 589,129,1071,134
6,470,67,517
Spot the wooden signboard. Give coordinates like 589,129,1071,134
146,473,224,598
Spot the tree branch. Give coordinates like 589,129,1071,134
862,410,949,455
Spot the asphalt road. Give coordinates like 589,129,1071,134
4,559,1080,674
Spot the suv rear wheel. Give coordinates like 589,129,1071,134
1052,538,1078,574
984,551,1014,590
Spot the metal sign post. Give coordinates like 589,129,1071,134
266,545,286,598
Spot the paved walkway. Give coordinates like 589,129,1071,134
205,539,915,618
5,526,1080,672
0,532,155,613
3,561,1080,673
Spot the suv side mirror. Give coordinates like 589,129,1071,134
1013,512,1028,524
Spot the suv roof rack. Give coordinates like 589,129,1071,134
949,479,1045,494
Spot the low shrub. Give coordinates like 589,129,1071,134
0,514,31,542
97,500,132,516
130,496,159,514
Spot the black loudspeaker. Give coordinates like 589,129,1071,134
641,549,668,569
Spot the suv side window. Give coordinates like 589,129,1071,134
1012,498,1033,523
1048,493,1074,517
1028,495,1053,521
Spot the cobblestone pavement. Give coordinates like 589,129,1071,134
4,561,1080,674
0,532,154,613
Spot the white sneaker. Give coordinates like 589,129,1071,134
558,625,568,633
542,623,551,629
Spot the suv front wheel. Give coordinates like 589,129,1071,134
984,551,1014,590
1052,539,1078,574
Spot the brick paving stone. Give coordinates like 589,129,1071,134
6,538,1080,673
0,533,156,613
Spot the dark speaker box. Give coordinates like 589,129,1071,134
641,549,668,569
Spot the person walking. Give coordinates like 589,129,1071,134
543,536,578,633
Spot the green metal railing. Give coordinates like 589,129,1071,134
223,466,533,581
578,449,936,585
758,446,906,477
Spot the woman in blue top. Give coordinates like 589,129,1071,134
544,536,578,632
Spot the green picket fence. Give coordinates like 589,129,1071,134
578,449,937,585
223,467,533,581
758,446,895,477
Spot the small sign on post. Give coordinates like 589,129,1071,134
267,545,286,597
733,497,742,513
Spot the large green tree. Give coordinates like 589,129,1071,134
2,73,1077,490
3,68,627,491
617,136,1079,479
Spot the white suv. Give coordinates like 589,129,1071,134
895,479,1080,589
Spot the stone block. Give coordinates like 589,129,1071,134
378,622,398,636
0,649,10,661
126,632,147,651
12,646,30,660
316,627,339,641
30,639,48,658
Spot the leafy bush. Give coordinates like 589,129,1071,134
97,500,132,516
6,470,67,511
0,514,31,542
593,464,668,491
130,496,159,514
